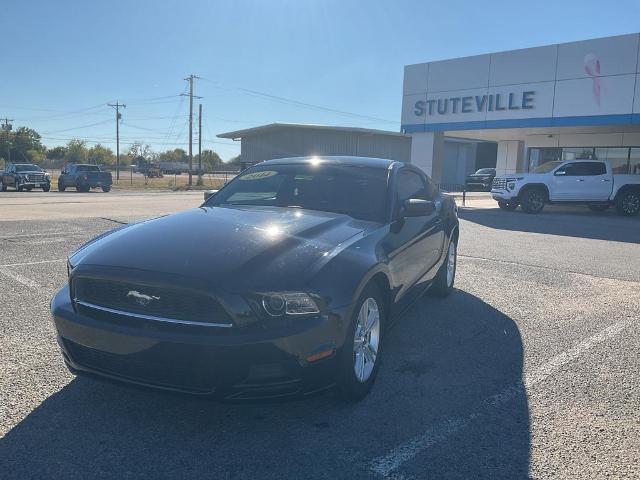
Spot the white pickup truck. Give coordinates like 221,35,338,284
491,160,640,216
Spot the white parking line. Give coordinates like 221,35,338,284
0,267,50,291
369,318,632,478
0,259,65,268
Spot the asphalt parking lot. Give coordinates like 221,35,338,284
0,192,638,479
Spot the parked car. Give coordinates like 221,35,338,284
0,163,51,192
491,160,640,215
465,168,496,191
51,156,459,401
58,164,112,192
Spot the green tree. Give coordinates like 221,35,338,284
0,127,47,163
64,139,88,164
158,148,187,163
199,149,222,171
87,144,116,165
46,146,67,169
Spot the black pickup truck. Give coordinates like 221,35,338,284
58,164,112,192
0,163,51,192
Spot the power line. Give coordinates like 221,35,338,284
40,118,112,134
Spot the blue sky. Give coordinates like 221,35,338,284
1,0,639,160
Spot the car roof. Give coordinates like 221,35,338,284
258,156,398,169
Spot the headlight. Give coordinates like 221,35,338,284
260,292,320,316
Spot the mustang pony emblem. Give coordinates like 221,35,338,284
126,290,160,307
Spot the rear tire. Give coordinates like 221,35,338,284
520,188,546,214
498,201,518,211
588,204,609,212
58,181,66,192
102,185,111,193
429,236,457,298
338,284,385,402
615,191,640,216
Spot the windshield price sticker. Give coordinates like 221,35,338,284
239,171,278,181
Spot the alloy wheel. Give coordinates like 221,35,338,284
446,241,457,287
353,297,380,383
622,193,640,215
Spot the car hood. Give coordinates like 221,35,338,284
466,174,493,180
70,206,376,291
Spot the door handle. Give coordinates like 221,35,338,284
576,179,585,182
601,179,611,182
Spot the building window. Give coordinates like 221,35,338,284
629,148,640,175
528,147,640,174
528,147,561,171
594,148,629,174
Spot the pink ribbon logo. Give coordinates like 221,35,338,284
584,53,601,107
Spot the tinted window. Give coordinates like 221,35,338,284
556,162,606,176
208,163,389,222
14,164,41,172
76,165,101,172
396,169,427,203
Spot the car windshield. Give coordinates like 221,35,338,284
474,168,495,175
76,165,101,172
207,163,389,222
532,161,563,173
15,164,41,172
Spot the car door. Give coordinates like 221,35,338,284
6,164,16,187
384,167,444,307
551,162,590,201
580,162,612,200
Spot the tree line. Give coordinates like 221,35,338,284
0,125,241,170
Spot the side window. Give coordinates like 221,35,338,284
582,162,606,176
557,162,607,176
396,169,427,204
424,177,439,200
556,163,583,176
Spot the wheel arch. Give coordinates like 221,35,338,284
614,184,640,202
518,183,549,201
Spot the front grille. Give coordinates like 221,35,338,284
26,173,45,182
492,177,506,190
73,277,233,325
65,340,213,392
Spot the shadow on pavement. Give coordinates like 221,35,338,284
0,291,528,479
460,205,640,244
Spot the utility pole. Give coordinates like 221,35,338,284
181,75,201,187
198,103,203,186
1,118,13,164
108,102,126,182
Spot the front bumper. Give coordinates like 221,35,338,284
491,189,517,202
51,285,348,400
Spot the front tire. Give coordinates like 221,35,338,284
338,284,384,402
42,184,50,192
520,188,546,214
58,181,66,192
615,191,640,216
0,179,5,192
102,185,111,193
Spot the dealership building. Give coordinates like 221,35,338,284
402,32,640,183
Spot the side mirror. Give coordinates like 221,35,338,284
402,198,435,217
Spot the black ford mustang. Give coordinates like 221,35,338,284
51,156,459,401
